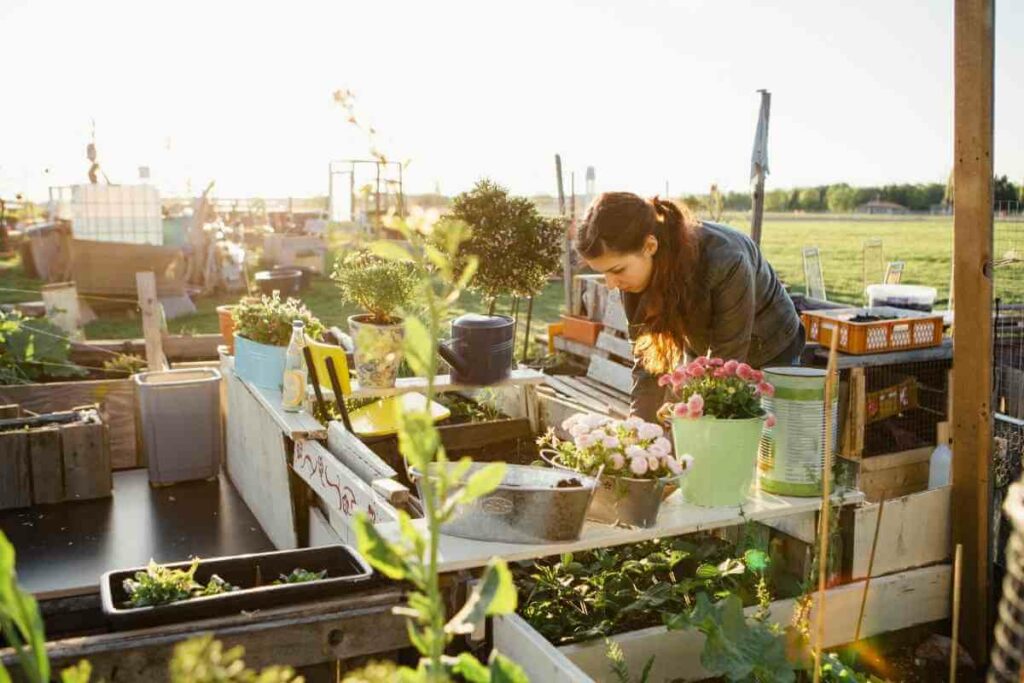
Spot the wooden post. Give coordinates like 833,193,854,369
136,271,168,372
41,282,84,341
750,89,771,247
556,154,571,315
952,0,994,662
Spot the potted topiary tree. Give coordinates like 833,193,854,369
448,178,564,319
332,249,417,388
231,294,324,390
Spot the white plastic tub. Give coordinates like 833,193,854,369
865,284,937,312
134,368,222,485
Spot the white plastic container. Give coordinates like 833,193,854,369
865,284,937,312
928,422,952,489
134,368,222,485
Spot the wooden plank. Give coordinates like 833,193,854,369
536,389,603,434
543,374,616,415
553,564,951,682
5,589,409,680
327,421,398,483
378,489,864,574
0,379,136,470
0,431,31,510
0,405,20,419
602,288,629,333
553,334,608,360
572,378,630,417
344,367,546,400
858,446,933,503
135,271,168,372
293,439,398,526
60,422,111,501
224,365,298,549
493,613,592,683
859,446,934,472
595,330,633,360
587,354,633,395
70,334,222,366
28,426,63,504
218,354,326,440
814,338,953,369
852,486,952,579
308,505,345,546
851,368,866,457
438,418,533,451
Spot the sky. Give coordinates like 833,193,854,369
0,0,1021,201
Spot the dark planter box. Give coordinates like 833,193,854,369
101,545,372,630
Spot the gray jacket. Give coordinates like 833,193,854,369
624,221,800,421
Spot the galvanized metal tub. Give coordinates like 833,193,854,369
409,462,598,544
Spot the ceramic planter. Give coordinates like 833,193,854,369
560,315,603,346
233,335,287,390
216,305,236,354
673,415,763,507
348,314,404,389
588,475,670,528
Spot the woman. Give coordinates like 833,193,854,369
576,192,803,422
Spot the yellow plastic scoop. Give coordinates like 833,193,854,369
349,392,451,438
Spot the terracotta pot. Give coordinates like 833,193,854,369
561,314,603,346
217,305,237,354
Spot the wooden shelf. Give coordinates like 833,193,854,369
322,368,546,400
813,338,953,369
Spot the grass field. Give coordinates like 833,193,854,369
2,214,1022,343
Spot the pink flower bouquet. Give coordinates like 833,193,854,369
657,357,775,424
539,413,694,481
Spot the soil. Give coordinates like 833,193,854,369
849,314,895,323
555,477,583,488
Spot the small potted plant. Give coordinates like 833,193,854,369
231,293,324,390
333,249,417,388
658,357,775,507
216,301,246,354
539,414,692,527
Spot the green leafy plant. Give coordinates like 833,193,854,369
231,293,324,347
273,568,326,585
605,639,653,683
332,249,417,325
514,535,764,645
168,634,302,682
102,353,147,376
448,179,564,312
349,210,526,682
666,593,798,683
0,311,86,384
122,559,237,607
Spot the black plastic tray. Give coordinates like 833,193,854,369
100,544,372,630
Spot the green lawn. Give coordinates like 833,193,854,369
2,215,1021,343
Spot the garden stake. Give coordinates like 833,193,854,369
854,496,886,642
324,356,354,433
950,542,963,682
522,295,534,361
302,345,329,419
812,327,840,683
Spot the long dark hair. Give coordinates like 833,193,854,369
576,192,702,374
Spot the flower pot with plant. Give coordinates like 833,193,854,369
539,414,691,527
216,304,238,354
333,249,417,389
231,294,323,390
658,357,775,507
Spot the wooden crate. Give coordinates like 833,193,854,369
853,446,933,502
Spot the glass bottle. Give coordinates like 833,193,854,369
281,320,307,412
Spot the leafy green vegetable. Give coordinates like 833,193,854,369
0,311,86,384
605,639,653,683
273,568,327,585
123,560,238,607
169,633,302,682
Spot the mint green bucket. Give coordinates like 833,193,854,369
673,416,762,507
758,367,838,497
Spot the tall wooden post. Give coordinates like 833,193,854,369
136,271,168,372
556,154,571,315
750,89,771,247
952,0,994,662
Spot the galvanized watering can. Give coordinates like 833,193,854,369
437,313,515,385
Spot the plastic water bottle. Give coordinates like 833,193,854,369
281,320,307,412
928,422,952,488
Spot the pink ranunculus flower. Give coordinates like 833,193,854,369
673,403,690,418
657,374,672,387
569,423,589,438
647,455,661,471
723,360,739,375
630,456,649,476
713,367,731,378
709,357,725,367
637,423,663,441
561,414,580,432
625,416,645,429
688,363,706,378
665,457,683,475
602,435,620,449
736,362,754,380
575,433,596,449
653,436,672,453
765,414,777,428
751,369,764,383
687,393,705,417
694,355,711,367
609,453,626,470
671,369,688,387
757,381,776,397
648,442,668,457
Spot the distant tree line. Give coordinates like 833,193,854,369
678,174,1023,213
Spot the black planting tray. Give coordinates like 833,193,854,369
100,545,372,630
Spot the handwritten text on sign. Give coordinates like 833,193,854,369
293,439,397,525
